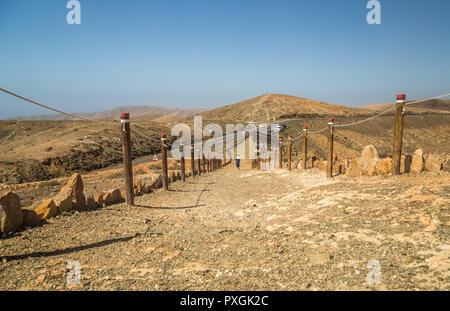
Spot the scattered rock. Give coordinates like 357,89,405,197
318,160,327,171
400,155,412,174
60,173,87,211
86,195,99,210
135,180,145,195
102,192,113,206
346,159,362,178
443,159,450,172
93,192,104,207
425,154,442,173
34,198,57,220
410,149,424,174
110,189,123,204
361,145,379,176
375,158,392,175
0,192,23,234
22,209,42,227
53,187,73,213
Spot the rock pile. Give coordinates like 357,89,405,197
0,169,181,235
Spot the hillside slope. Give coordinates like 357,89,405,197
10,106,205,122
199,94,374,123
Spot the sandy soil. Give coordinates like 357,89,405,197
0,165,448,291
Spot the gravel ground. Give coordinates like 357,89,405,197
0,166,448,291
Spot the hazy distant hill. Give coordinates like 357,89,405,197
10,105,205,122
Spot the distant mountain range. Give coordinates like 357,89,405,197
10,105,206,122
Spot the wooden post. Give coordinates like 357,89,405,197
302,126,308,170
190,144,195,177
120,113,134,206
180,142,186,182
197,149,201,176
278,138,283,169
202,153,206,173
392,94,406,175
288,135,292,171
326,118,334,178
161,133,169,190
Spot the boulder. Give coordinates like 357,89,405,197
143,183,152,194
93,192,104,207
360,145,379,176
313,159,320,168
400,155,412,174
410,149,424,174
318,160,327,171
86,195,99,210
102,192,113,206
443,159,450,172
0,192,23,234
333,163,343,175
135,180,143,195
310,156,317,168
120,189,127,201
54,187,73,213
22,209,42,227
375,158,392,175
35,198,57,220
110,189,123,204
346,159,362,178
425,154,442,173
60,173,86,211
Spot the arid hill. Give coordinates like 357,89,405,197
199,94,374,123
10,105,205,122
0,120,173,184
1,93,449,184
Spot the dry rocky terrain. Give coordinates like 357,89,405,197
0,165,448,290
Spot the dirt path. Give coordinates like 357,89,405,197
0,166,449,290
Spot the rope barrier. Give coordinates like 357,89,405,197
286,92,450,143
3,87,448,150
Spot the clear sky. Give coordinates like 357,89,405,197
1,0,449,118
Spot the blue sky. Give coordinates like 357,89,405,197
0,0,449,118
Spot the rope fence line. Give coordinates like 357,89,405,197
284,92,450,144
2,86,449,149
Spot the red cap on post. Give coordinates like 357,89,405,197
397,94,406,100
328,118,334,122
288,135,292,139
303,126,308,129
161,133,166,138
120,113,129,119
